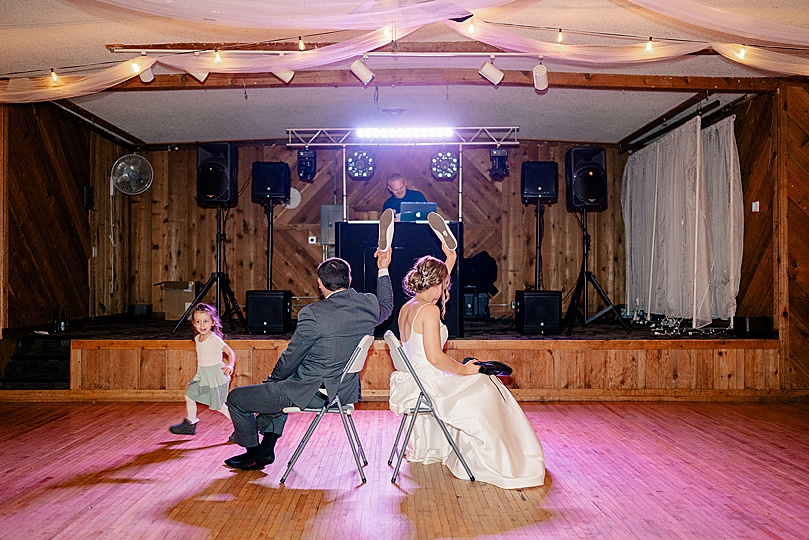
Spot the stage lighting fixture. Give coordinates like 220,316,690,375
350,58,375,85
431,150,459,181
479,58,504,85
489,148,509,180
533,64,548,91
346,149,375,180
297,149,316,182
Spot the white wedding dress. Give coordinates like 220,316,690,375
389,308,545,489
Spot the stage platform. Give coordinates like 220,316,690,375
1,314,795,403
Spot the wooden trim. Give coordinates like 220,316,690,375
0,104,6,338
775,85,790,389
53,100,144,147
107,70,785,93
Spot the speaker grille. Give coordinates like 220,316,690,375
565,147,607,211
515,290,561,334
252,162,291,202
246,290,292,334
521,161,558,203
197,143,238,207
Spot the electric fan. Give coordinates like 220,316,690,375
110,154,153,195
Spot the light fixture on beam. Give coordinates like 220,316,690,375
533,64,548,91
346,149,375,180
431,150,459,181
479,56,504,85
489,147,509,180
356,127,454,140
350,57,375,85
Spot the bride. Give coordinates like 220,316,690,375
389,244,545,489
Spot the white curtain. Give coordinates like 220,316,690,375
702,116,744,321
622,115,742,328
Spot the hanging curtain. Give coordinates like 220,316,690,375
622,116,716,328
702,116,744,321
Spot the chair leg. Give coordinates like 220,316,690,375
432,413,475,482
336,398,366,483
392,395,425,483
388,413,409,465
280,406,327,484
346,414,368,465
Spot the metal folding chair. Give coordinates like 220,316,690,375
384,330,475,483
279,334,375,484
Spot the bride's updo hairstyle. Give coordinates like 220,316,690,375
403,255,450,317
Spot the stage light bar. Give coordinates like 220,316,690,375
355,127,454,140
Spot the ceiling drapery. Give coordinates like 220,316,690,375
94,0,512,29
1,0,809,103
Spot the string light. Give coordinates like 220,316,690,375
214,49,222,63
131,62,140,73
646,37,653,52
50,68,58,82
468,23,475,33
737,47,746,59
384,27,392,40
556,29,563,44
297,37,305,51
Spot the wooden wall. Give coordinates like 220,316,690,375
4,104,92,330
783,85,809,389
96,142,626,321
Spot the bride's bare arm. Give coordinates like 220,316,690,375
442,243,457,273
419,304,478,375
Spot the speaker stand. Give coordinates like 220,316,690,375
171,205,249,334
562,209,630,335
534,203,545,288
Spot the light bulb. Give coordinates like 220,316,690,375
556,29,563,44
737,48,746,59
50,69,58,82
298,37,305,51
214,50,222,63
646,37,653,52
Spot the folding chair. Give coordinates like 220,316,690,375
279,334,375,484
384,330,475,483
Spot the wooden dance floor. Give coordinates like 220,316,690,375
0,400,807,539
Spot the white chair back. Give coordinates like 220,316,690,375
384,331,408,373
340,334,375,382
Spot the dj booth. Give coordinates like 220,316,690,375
336,221,463,338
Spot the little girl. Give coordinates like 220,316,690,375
170,303,235,437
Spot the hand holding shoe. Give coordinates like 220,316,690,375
462,357,513,377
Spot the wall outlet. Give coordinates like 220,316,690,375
308,235,317,245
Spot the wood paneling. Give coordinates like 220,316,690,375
67,337,781,401
104,142,627,322
785,85,809,389
5,104,93,329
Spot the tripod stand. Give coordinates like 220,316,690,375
171,205,249,334
562,208,630,335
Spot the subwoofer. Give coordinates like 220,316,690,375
565,147,607,211
515,290,562,334
197,142,238,207
252,162,291,203
246,290,292,334
521,161,558,203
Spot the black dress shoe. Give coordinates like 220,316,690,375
475,360,513,377
225,454,274,470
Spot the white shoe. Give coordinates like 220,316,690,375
427,212,457,251
379,208,395,252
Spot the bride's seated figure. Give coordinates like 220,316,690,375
389,246,546,489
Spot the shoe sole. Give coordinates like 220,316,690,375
427,212,457,251
378,208,395,252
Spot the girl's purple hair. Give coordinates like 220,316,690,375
188,303,224,339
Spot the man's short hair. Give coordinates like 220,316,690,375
317,257,351,291
387,172,404,186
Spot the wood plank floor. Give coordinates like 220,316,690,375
0,401,807,539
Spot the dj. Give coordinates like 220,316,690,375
382,172,427,214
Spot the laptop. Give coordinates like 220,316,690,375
399,202,437,222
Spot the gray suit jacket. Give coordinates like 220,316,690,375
268,274,393,409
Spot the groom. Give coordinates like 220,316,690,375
224,247,394,470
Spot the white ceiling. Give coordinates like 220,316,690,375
2,0,808,146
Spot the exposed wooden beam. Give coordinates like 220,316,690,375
54,100,144,147
106,69,786,93
618,92,714,151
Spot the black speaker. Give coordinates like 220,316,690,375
246,290,292,334
521,161,558,203
515,290,562,334
252,162,291,203
565,147,607,211
197,143,238,207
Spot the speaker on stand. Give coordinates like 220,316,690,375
562,147,630,335
173,142,248,334
247,161,293,334
516,161,562,335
